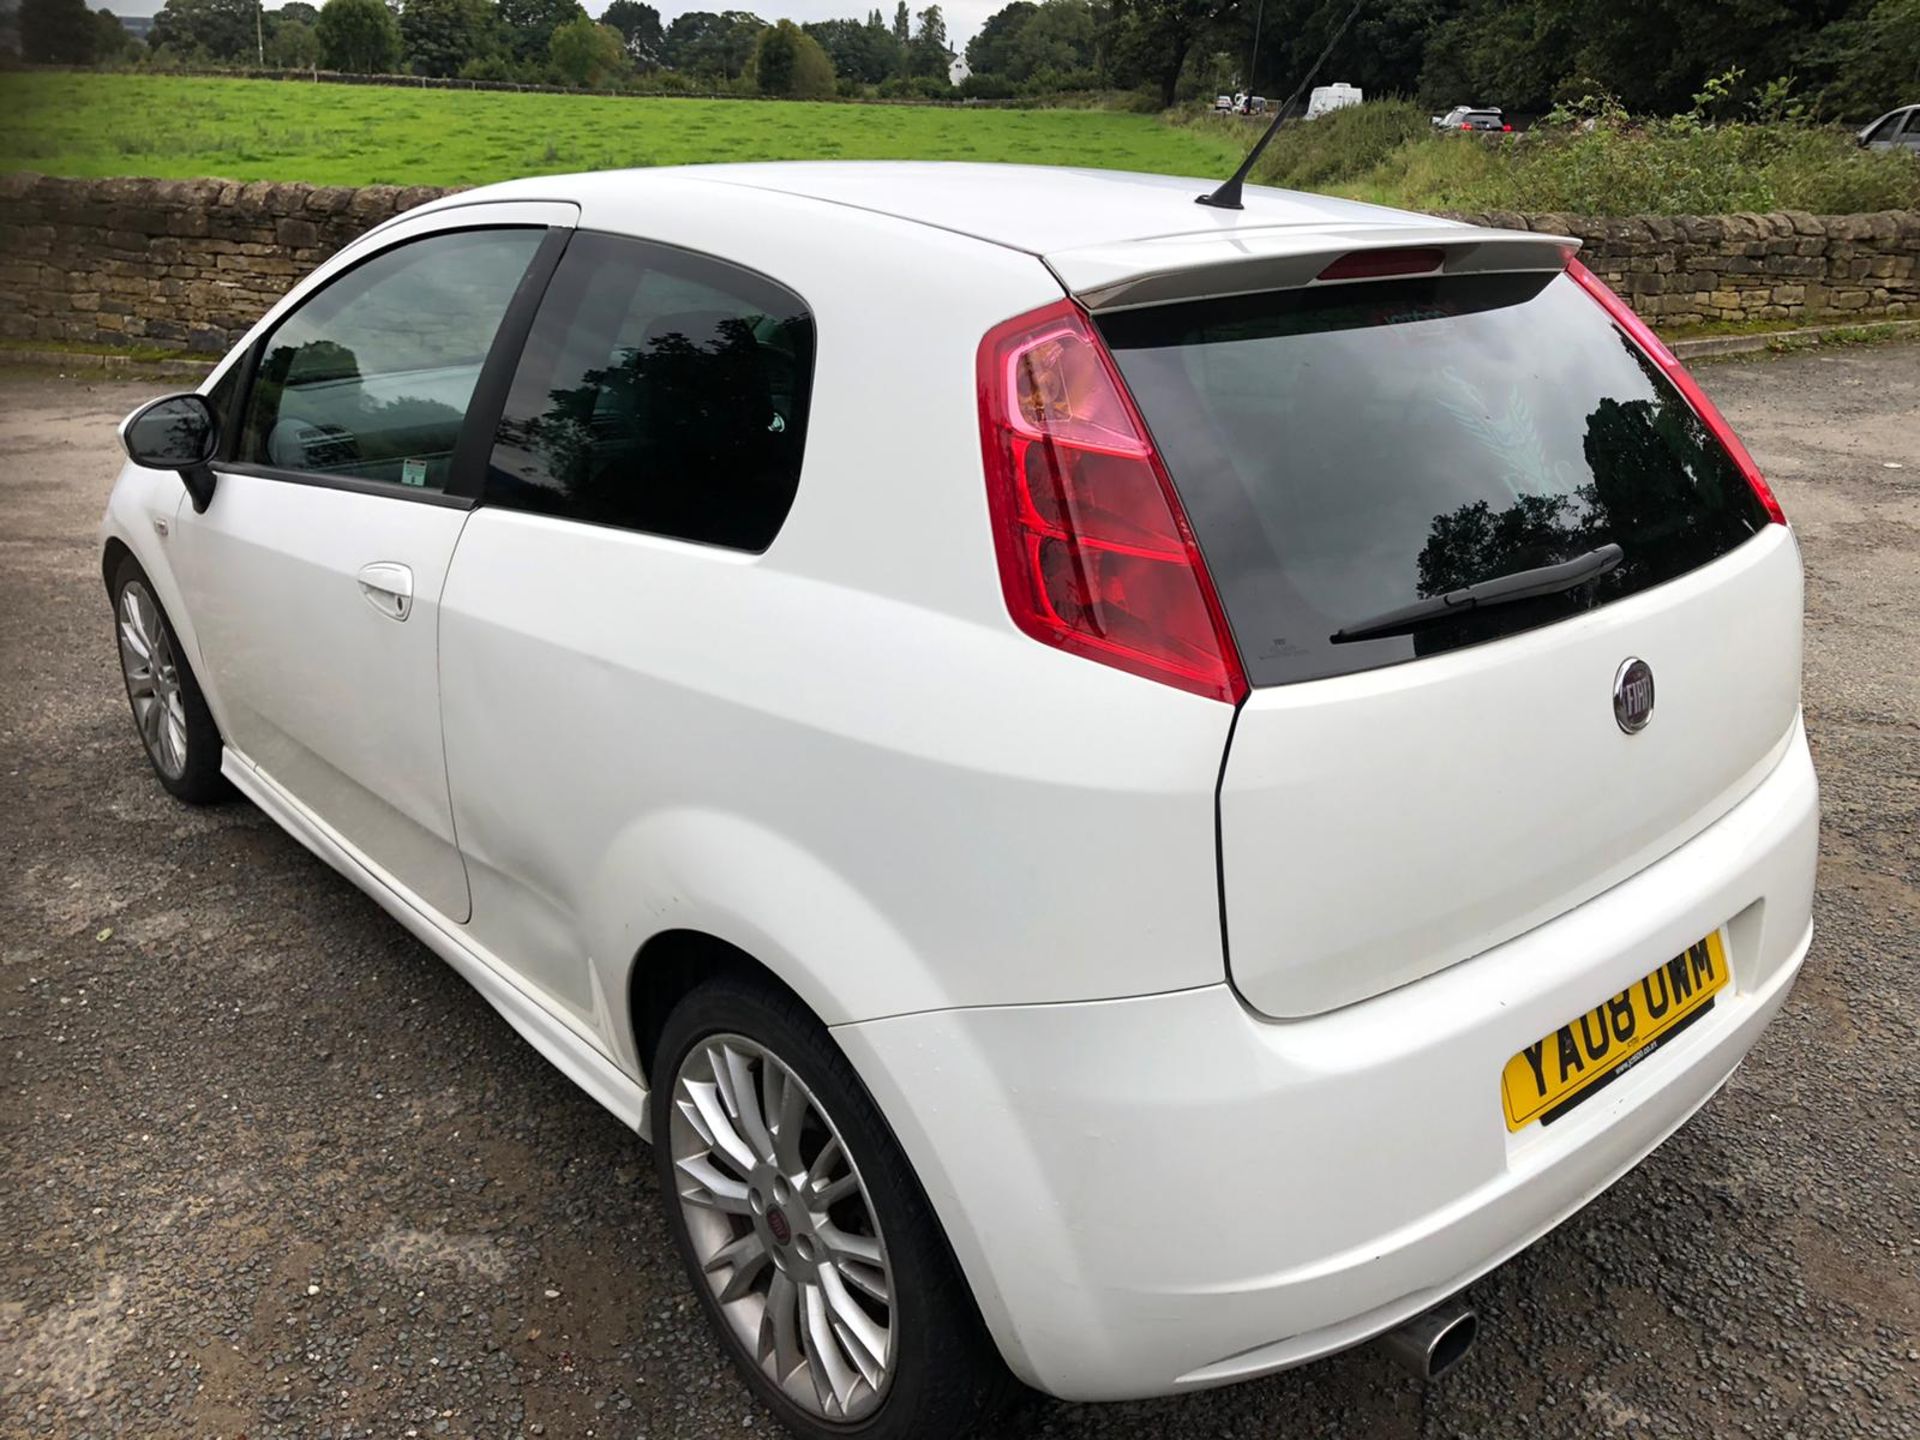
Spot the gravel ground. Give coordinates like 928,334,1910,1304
2,344,1916,1440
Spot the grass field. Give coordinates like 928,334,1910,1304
0,73,1246,187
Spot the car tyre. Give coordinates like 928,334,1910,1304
651,974,1017,1440
111,553,229,804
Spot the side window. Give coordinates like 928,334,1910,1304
238,228,545,490
485,231,815,552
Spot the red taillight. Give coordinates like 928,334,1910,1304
1460,122,1473,130
1567,259,1787,525
1502,123,1513,132
976,299,1247,704
1318,247,1446,282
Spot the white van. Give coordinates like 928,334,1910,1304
1306,81,1363,119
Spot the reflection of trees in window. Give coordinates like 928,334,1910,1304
1414,340,1761,605
496,315,793,548
245,340,363,461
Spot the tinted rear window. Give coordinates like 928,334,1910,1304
1097,271,1770,686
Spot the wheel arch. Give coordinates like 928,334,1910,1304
626,928,814,1086
102,535,135,596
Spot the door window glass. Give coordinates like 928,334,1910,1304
485,231,814,552
238,228,543,490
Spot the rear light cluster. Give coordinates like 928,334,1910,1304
1567,259,1787,525
976,300,1248,703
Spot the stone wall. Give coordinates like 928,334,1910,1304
1,172,1915,355
1442,208,1919,326
0,174,454,354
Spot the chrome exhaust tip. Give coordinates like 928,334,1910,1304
1376,1297,1478,1381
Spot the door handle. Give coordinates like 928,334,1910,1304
357,562,414,622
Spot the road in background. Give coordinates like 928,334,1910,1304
2,345,1916,1438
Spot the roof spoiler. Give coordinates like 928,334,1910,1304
1051,223,1580,313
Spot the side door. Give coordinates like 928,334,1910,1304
439,230,817,1032
171,204,574,922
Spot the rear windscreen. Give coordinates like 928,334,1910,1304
1097,271,1771,686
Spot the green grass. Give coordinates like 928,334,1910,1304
0,72,1245,187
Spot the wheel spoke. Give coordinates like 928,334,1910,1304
806,1134,843,1191
119,594,152,663
818,1266,888,1389
818,1223,883,1269
761,1269,803,1383
684,1076,759,1174
808,1171,858,1209
704,1229,772,1303
675,1153,752,1215
716,1043,775,1165
802,1280,859,1414
835,1254,890,1306
768,1063,807,1174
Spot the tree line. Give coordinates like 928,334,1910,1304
10,0,1917,116
957,0,1916,118
9,0,961,98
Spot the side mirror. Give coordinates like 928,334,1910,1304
120,393,219,513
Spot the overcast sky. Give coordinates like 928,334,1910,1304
95,0,1001,48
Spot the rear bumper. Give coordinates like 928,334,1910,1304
835,720,1817,1401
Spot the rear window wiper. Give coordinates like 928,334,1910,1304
1329,543,1624,644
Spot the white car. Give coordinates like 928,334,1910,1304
104,163,1817,1440
1305,80,1363,119
1857,103,1919,151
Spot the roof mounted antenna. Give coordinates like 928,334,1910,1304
1197,0,1368,211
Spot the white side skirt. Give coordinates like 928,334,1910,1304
221,747,654,1141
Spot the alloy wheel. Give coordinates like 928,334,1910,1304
669,1033,896,1422
118,580,188,780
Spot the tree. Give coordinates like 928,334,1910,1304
753,16,836,95
148,0,256,60
400,0,497,76
804,14,900,83
891,0,908,50
906,3,951,79
966,1,1038,77
277,2,321,26
95,6,139,60
317,0,401,72
20,0,99,62
267,16,320,64
1109,0,1235,107
549,13,625,83
973,0,1096,84
497,0,584,63
601,0,663,67
661,8,763,79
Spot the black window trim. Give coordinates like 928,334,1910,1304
215,222,572,508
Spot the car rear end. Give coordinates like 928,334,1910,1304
839,217,1815,1400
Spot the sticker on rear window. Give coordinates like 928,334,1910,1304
401,458,428,488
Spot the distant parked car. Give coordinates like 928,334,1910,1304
1857,104,1919,151
1305,81,1362,119
1435,106,1512,132
1214,93,1234,114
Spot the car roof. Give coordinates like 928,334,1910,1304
456,161,1441,259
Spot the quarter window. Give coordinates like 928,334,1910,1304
237,228,544,491
485,231,815,552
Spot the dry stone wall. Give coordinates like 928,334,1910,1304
2,173,1915,355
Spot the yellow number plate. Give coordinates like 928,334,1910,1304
1502,932,1729,1131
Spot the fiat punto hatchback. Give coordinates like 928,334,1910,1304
104,163,1817,1440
